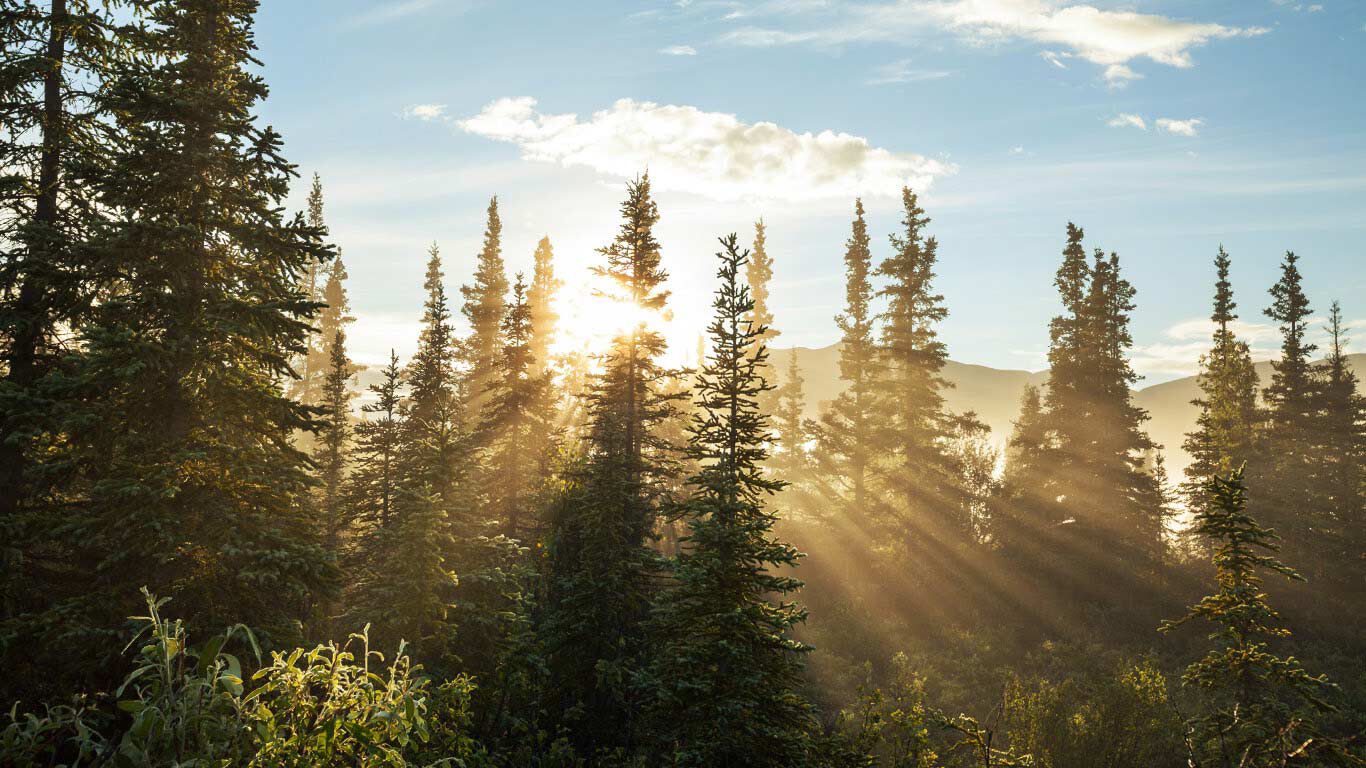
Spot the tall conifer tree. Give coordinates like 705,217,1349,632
291,173,331,406
872,187,978,545
1162,470,1354,766
461,196,508,418
527,235,561,379
812,199,880,526
404,244,466,503
1023,225,1168,605
748,219,782,415
540,174,681,755
49,0,337,666
1181,247,1261,551
1315,301,1365,601
348,351,404,532
643,234,813,767
0,0,118,523
477,275,554,539
1257,251,1330,582
315,329,354,553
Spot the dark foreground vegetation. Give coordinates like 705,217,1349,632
2,2,1363,766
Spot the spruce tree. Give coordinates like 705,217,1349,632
291,173,331,406
1257,252,1330,582
0,0,118,522
476,275,554,540
527,235,561,379
1181,247,1261,553
747,218,779,352
403,244,466,503
1161,470,1356,767
772,348,811,490
315,329,354,553
643,233,813,767
48,0,337,666
746,219,780,418
994,384,1051,558
812,199,881,527
348,350,404,532
872,187,978,545
540,173,682,756
461,196,508,419
1024,225,1168,607
1315,301,1365,601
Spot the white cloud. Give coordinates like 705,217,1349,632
458,96,955,202
1040,49,1069,68
721,0,1266,82
660,44,699,55
1103,63,1142,86
1010,145,1026,154
867,59,953,84
1272,0,1325,11
1156,117,1204,136
402,103,448,121
1106,113,1147,130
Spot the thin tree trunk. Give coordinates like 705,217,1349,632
1,0,68,519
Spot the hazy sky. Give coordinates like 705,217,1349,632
254,0,1364,384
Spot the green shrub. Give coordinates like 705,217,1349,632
3,589,478,767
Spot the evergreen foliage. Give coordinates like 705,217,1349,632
23,0,338,685
1162,470,1356,767
316,329,355,553
1254,251,1335,589
643,233,813,767
1181,247,1261,554
872,187,980,547
527,235,562,380
540,174,682,757
461,196,509,420
812,199,881,526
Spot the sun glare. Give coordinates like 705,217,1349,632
550,274,686,366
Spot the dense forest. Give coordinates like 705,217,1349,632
2,2,1363,767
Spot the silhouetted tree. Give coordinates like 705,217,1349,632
1182,247,1260,555
812,199,881,528
48,0,338,669
644,233,813,767
461,196,508,420
872,187,981,548
540,174,682,756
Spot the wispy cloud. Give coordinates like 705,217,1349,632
458,96,955,201
1156,117,1204,137
1272,0,1325,12
720,0,1267,83
1107,113,1147,130
1040,49,1069,69
1103,64,1142,87
1105,114,1204,137
659,44,699,55
867,59,953,85
402,103,448,121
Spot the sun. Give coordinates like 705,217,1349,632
549,272,693,368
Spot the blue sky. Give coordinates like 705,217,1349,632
253,0,1365,383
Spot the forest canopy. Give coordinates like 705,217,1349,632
1,2,1363,767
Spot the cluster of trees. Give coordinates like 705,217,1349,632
1,2,1362,766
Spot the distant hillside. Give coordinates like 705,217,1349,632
769,344,1365,481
